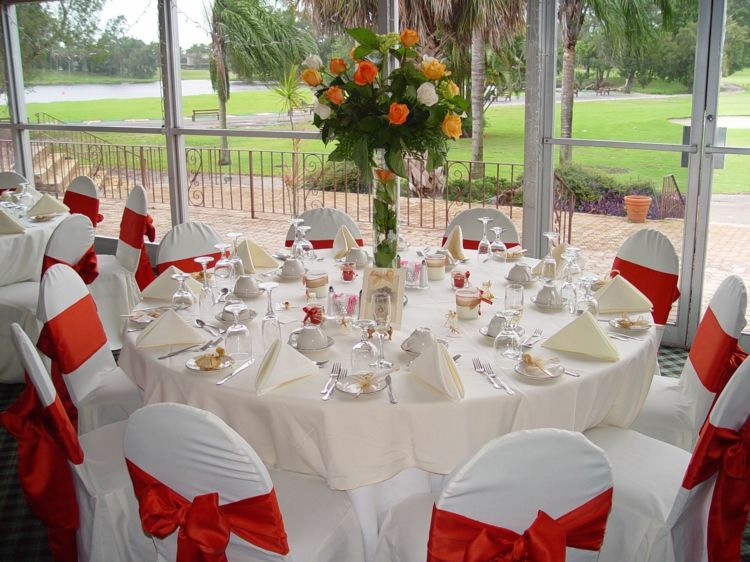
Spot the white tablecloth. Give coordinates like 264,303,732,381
0,214,63,286
119,249,658,559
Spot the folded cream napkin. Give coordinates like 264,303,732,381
532,242,568,276
141,266,202,301
28,194,69,217
543,311,619,361
442,226,466,261
595,274,653,315
255,339,317,395
410,341,464,400
135,309,206,348
237,239,278,274
333,225,359,260
0,208,25,234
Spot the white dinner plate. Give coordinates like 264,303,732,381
186,355,234,372
335,374,387,396
608,318,653,333
514,360,563,381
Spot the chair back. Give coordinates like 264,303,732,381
679,275,747,432
124,402,291,561
669,356,750,562
63,176,103,226
441,208,520,249
612,229,680,325
0,170,28,192
156,221,222,274
428,429,613,562
36,264,115,414
42,214,98,284
284,208,363,249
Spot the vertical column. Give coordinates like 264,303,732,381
522,0,556,257
159,0,189,225
0,5,33,185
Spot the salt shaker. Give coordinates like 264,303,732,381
419,258,429,289
326,286,334,316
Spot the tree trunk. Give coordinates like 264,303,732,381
218,96,230,165
470,27,485,176
623,70,635,94
559,44,576,163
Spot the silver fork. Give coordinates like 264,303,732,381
482,361,515,396
522,328,544,347
473,358,501,390
320,361,341,394
323,369,346,401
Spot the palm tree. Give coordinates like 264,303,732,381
209,0,316,164
558,0,673,163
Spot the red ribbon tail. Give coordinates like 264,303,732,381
46,526,79,562
135,248,156,290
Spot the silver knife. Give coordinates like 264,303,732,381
216,359,255,385
156,337,220,360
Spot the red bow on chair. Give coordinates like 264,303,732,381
682,418,750,562
126,460,290,562
42,245,99,284
119,208,156,289
427,488,613,562
63,190,103,225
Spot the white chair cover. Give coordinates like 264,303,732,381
93,186,147,349
156,221,222,273
0,281,40,382
630,275,747,450
43,213,95,271
375,429,613,562
124,402,365,562
0,170,28,190
284,208,364,249
441,208,520,249
37,264,142,434
63,176,103,226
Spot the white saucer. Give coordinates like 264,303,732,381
335,374,387,396
608,318,653,333
531,296,565,311
504,275,536,287
288,335,335,353
514,361,563,381
480,326,525,339
186,355,234,372
215,309,258,323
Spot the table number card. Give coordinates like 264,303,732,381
360,267,406,329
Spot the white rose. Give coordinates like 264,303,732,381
303,54,323,69
416,82,439,107
314,101,332,120
422,55,437,65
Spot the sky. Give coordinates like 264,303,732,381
98,0,212,48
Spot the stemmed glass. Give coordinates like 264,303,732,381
371,293,393,370
542,231,559,260
224,302,253,362
476,217,493,263
576,275,600,317
493,310,522,368
227,232,245,277
171,273,194,310
490,227,507,261
14,182,33,218
259,281,281,349
351,319,378,373
504,284,524,333
397,218,409,251
214,243,234,287
296,225,315,261
194,256,215,319
559,249,578,315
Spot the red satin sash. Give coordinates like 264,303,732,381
284,237,365,249
689,308,738,394
611,257,679,325
440,237,520,251
158,252,222,274
0,382,82,562
126,460,290,561
427,488,613,562
63,190,103,225
119,207,156,289
682,418,750,562
42,245,100,285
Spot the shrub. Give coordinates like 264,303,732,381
303,160,366,193
446,176,522,204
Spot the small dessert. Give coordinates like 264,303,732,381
354,373,378,393
194,347,227,370
616,313,649,329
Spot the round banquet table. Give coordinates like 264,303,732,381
0,213,65,286
119,248,658,560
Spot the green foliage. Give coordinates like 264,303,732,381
446,176,522,204
555,162,656,203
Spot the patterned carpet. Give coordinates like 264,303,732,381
0,347,747,561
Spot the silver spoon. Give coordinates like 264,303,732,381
194,319,224,336
217,288,229,302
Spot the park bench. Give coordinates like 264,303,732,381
191,108,220,121
596,86,612,96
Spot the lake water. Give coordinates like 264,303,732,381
5,79,265,104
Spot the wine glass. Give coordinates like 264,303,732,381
559,249,578,315
259,281,281,349
227,232,245,278
171,273,194,310
296,225,315,261
493,310,522,368
371,293,393,370
504,284,524,331
476,217,493,263
576,275,600,317
541,257,557,286
351,319,378,373
490,227,507,261
397,218,410,251
194,256,215,319
14,182,33,218
214,243,234,287
224,302,253,362
542,231,559,261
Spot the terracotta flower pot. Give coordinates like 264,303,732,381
624,195,652,223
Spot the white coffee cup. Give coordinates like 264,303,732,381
290,325,328,351
281,258,305,278
486,312,507,337
234,275,259,296
508,263,533,283
402,327,434,355
346,247,368,267
535,285,563,307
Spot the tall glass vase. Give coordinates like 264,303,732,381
371,152,399,268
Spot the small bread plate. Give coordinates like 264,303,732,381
479,326,525,340
530,296,565,311
608,317,653,333
214,308,258,323
186,354,234,372
128,307,170,326
514,360,563,381
29,213,61,222
288,335,335,353
503,275,536,287
335,373,387,397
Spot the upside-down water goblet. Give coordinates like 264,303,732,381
559,249,578,315
371,293,393,371
476,217,493,263
227,232,245,277
296,225,315,261
259,281,280,349
576,275,600,318
194,256,215,319
171,272,194,311
351,319,378,374
224,302,253,362
493,310,522,368
214,243,234,287
490,227,507,261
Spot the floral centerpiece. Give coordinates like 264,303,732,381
300,28,468,267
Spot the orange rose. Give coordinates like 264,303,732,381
448,80,460,97
421,55,447,80
441,112,462,139
399,28,419,48
301,68,322,87
330,58,347,75
353,60,379,86
388,103,410,126
325,85,345,105
375,168,397,182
